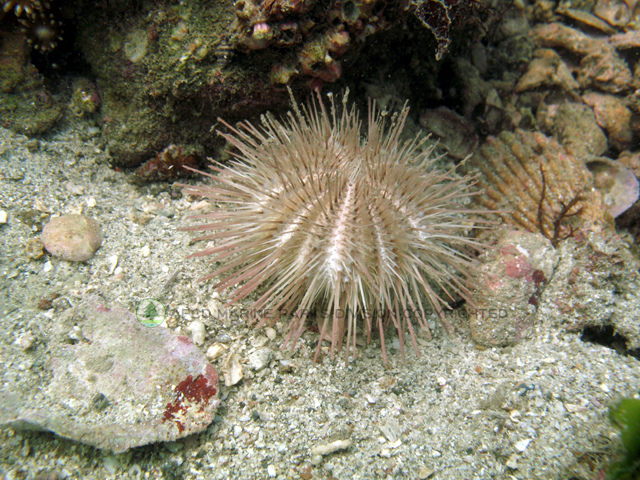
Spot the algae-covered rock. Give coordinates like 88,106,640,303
0,296,220,452
468,230,558,347
71,0,288,167
0,30,62,136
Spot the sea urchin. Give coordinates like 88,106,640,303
182,92,488,363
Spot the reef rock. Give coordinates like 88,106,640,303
471,230,640,352
468,230,557,347
582,92,635,150
0,296,220,453
0,30,62,136
515,49,578,93
541,231,640,351
537,101,608,158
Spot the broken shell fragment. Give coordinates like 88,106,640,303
223,353,243,386
586,158,640,218
206,343,228,360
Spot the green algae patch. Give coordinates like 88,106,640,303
608,397,640,480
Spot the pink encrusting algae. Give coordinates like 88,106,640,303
181,91,492,363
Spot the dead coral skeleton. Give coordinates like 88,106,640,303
466,129,610,243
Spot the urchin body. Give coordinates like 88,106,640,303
183,93,485,362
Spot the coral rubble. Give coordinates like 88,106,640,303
531,22,631,94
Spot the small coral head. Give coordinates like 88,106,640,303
182,91,488,363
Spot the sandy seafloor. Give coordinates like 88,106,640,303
0,116,639,480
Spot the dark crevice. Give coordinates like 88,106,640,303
580,325,640,360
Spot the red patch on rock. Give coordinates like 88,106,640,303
528,269,548,307
162,373,218,433
503,256,534,280
176,335,193,345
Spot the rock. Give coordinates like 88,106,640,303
515,49,578,93
418,466,435,479
418,106,478,159
41,214,103,261
379,417,402,442
537,101,608,158
0,296,220,452
14,331,35,350
582,92,634,150
468,230,558,346
186,320,206,346
310,439,352,456
265,327,277,340
514,438,532,452
506,454,520,469
532,23,632,93
247,347,273,371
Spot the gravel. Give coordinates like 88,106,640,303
0,121,638,479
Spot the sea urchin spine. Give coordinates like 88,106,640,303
182,92,488,363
